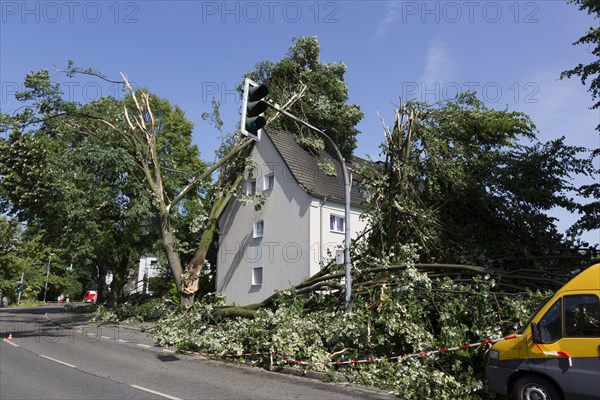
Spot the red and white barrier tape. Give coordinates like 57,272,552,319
176,334,519,366
534,343,572,366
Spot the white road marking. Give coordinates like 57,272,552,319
118,339,128,343
137,344,151,348
40,355,77,368
3,339,19,347
162,348,175,353
130,384,182,400
101,335,111,339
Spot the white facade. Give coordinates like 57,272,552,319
134,254,159,294
216,133,368,305
308,198,367,277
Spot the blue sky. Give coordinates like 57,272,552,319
1,0,598,244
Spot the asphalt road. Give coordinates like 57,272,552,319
0,306,396,400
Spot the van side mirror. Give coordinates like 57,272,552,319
531,322,542,343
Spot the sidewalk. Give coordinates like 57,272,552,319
45,305,156,334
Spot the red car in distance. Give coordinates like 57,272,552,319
83,290,97,303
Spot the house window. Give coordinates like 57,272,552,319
253,220,264,238
264,172,274,191
246,179,256,196
330,214,344,233
252,266,263,286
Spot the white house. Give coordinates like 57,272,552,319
124,253,160,295
216,128,369,305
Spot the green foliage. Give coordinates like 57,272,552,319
244,36,363,158
356,94,598,269
1,64,211,303
561,0,600,116
153,260,551,399
559,0,600,241
148,275,179,303
0,216,81,303
90,298,168,323
295,134,325,153
317,160,337,177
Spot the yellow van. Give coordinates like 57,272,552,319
487,263,600,400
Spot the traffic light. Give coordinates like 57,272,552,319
241,78,269,140
16,281,23,292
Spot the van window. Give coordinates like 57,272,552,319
539,300,562,343
564,294,600,338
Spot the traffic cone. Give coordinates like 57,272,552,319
7,333,13,341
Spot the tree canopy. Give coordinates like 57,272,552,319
0,67,209,304
357,94,598,272
561,0,600,125
244,36,363,158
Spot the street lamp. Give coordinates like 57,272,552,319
262,100,353,313
43,253,54,302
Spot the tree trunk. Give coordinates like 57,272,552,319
180,219,215,296
159,210,183,291
109,254,129,307
180,292,195,308
95,265,109,304
181,175,245,302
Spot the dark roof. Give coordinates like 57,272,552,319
264,127,369,206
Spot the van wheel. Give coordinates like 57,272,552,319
512,376,562,400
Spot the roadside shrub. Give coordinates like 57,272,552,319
115,298,167,322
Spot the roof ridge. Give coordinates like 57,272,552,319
263,127,366,206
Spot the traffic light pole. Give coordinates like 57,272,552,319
264,101,353,313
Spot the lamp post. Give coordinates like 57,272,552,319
43,253,53,302
264,101,353,313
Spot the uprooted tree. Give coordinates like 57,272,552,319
120,80,256,307
357,93,598,270
0,64,256,307
0,57,315,307
214,92,598,317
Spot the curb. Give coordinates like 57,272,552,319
269,365,354,383
267,366,399,398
